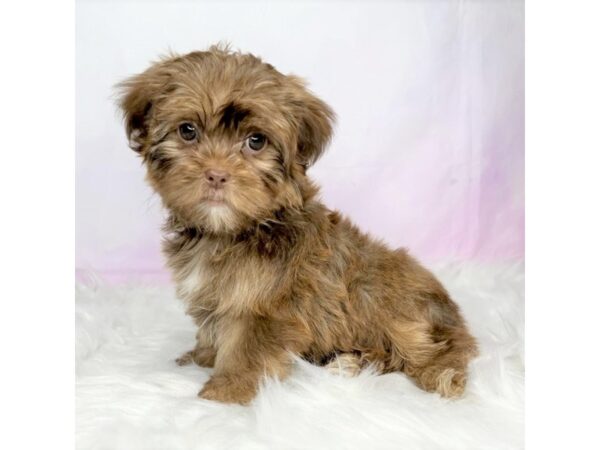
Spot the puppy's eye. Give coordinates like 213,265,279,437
178,123,198,141
244,133,267,152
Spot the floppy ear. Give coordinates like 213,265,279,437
289,78,335,167
116,61,173,152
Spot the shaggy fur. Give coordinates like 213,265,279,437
117,45,478,404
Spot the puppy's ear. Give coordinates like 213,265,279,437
289,78,335,167
116,60,173,152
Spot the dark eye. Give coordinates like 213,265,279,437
245,133,267,152
178,123,197,141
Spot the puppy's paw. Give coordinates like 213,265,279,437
175,348,216,367
198,375,256,405
325,353,362,377
175,350,195,366
436,368,466,398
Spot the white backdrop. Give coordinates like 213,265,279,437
76,0,524,282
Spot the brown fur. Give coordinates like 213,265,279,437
117,45,478,404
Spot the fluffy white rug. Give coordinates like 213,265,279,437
76,263,524,450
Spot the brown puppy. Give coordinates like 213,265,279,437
118,45,478,404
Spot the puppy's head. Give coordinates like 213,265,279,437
117,46,334,234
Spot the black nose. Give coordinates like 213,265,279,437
205,169,230,188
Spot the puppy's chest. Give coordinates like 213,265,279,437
170,238,276,314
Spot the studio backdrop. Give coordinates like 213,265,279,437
76,0,523,283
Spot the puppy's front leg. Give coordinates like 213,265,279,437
198,316,297,405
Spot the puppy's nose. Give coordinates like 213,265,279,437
205,169,230,188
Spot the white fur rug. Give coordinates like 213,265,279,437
76,263,524,450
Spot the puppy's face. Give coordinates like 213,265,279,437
118,48,334,234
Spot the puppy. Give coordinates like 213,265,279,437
118,45,477,404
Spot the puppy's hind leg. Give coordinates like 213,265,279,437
404,326,477,398
386,320,477,398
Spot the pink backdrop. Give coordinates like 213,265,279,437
76,0,523,283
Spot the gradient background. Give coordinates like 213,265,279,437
76,0,524,283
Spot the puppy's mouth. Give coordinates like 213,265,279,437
203,189,228,206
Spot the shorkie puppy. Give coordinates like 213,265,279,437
118,45,478,404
